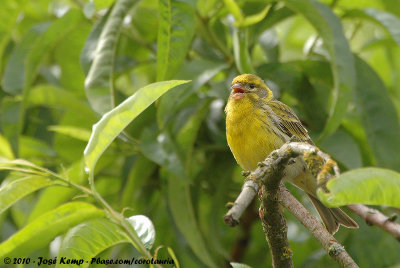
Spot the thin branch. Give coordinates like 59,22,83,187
347,204,400,241
224,142,358,268
279,186,358,268
224,179,258,227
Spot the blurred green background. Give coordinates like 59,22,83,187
1,0,400,267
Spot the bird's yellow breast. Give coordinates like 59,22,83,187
225,96,284,171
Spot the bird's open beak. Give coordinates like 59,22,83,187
231,83,247,100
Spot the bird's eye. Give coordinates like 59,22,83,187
249,83,255,89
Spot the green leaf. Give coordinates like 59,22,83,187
56,218,130,268
282,0,355,139
0,176,55,215
0,202,105,258
48,125,92,142
139,129,186,176
176,99,211,155
24,10,83,91
345,8,400,45
1,24,47,95
252,7,295,44
354,56,400,171
236,5,271,27
223,0,243,23
164,170,218,268
0,97,21,156
0,134,14,159
80,7,111,75
1,10,84,156
233,27,254,74
84,80,190,175
157,59,228,127
85,0,137,114
120,156,157,208
157,0,196,80
27,160,86,223
317,167,400,207
27,85,97,120
57,215,155,268
166,247,180,268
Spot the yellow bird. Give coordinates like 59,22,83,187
225,73,358,234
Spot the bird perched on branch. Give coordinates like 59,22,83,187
225,73,358,234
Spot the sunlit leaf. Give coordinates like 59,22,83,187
48,125,92,142
318,167,400,207
157,59,228,127
0,176,55,215
56,218,130,268
0,134,14,159
0,202,105,258
0,98,21,156
84,80,190,175
233,27,254,74
236,4,271,27
85,0,137,114
223,0,243,23
57,215,155,268
157,0,195,80
27,161,86,223
345,8,400,45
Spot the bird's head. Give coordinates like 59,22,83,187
230,74,273,102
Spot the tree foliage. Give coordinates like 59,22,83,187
1,0,400,267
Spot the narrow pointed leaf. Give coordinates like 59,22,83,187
85,0,137,114
48,125,92,142
0,202,105,258
165,171,218,268
0,176,55,215
80,6,112,75
223,0,243,23
157,0,195,80
84,80,190,175
233,27,254,74
354,57,400,171
345,8,400,45
2,25,46,95
57,216,155,268
318,168,400,207
282,0,355,139
27,85,97,120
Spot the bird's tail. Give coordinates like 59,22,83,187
307,194,359,234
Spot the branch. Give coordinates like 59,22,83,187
347,204,400,241
256,146,296,268
279,186,358,268
224,142,358,268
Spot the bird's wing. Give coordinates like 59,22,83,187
267,100,313,144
